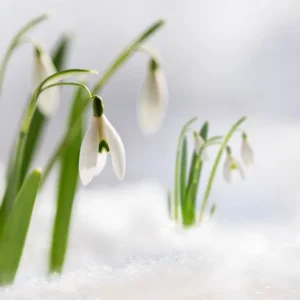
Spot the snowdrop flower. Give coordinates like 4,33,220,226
223,146,245,183
241,132,254,166
33,45,59,117
79,96,125,185
138,58,168,134
193,131,209,161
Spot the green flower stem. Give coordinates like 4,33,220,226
174,117,197,221
136,45,161,66
19,35,71,185
198,117,247,222
41,113,83,186
93,19,164,93
4,72,95,208
41,82,92,98
41,19,165,184
20,69,96,134
0,13,50,96
183,122,209,226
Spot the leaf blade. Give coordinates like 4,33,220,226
184,121,209,226
180,137,188,220
0,169,41,285
49,86,86,273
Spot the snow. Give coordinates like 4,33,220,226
0,118,300,299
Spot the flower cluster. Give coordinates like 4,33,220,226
223,133,254,183
0,13,166,282
169,117,253,227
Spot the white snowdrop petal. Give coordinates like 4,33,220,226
194,134,204,153
34,52,59,117
37,86,60,117
241,140,254,166
194,134,209,162
138,68,168,134
223,156,232,183
79,118,100,185
95,151,108,176
103,115,125,180
235,159,246,180
201,149,210,162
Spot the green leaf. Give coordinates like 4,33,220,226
199,117,247,222
210,204,216,217
51,34,70,71
20,110,45,184
167,190,172,220
14,35,71,187
180,137,188,218
0,36,72,229
0,169,41,285
186,121,209,191
184,121,209,226
174,117,198,221
0,13,50,96
50,86,86,273
41,19,165,185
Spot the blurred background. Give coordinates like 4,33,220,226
1,0,300,222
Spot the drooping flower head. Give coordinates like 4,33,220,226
241,132,254,166
193,131,209,161
138,58,168,134
223,146,245,183
33,45,59,117
79,96,125,185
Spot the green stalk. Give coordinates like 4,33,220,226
41,19,165,184
184,122,209,226
187,122,209,188
180,137,188,219
167,190,172,219
0,13,50,96
93,19,164,93
0,75,94,221
174,117,197,221
19,35,71,184
198,117,247,222
0,169,41,285
50,86,86,273
44,20,164,272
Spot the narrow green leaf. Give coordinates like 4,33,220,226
167,190,172,220
187,122,209,189
199,117,247,222
41,19,165,185
174,117,197,221
19,110,45,183
20,35,71,186
50,86,86,273
0,169,41,285
0,36,72,229
210,203,216,217
180,137,188,219
0,13,50,96
51,34,70,71
184,122,209,226
200,121,209,141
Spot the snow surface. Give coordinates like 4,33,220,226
0,118,300,299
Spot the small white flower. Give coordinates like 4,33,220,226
79,96,125,185
223,147,245,183
193,131,209,161
138,58,168,134
33,46,59,117
241,133,254,166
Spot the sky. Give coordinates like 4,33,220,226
0,0,300,188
